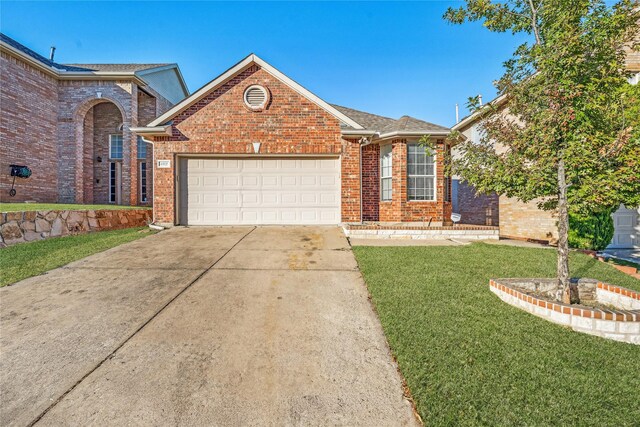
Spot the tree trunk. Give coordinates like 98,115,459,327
556,158,573,303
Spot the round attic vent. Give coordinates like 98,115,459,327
244,85,268,110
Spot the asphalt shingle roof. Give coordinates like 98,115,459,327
63,63,170,72
1,33,168,74
331,104,450,134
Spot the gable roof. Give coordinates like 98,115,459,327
332,104,450,136
148,54,364,129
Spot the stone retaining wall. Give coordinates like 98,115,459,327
0,209,151,247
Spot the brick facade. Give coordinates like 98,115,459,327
1,46,174,206
361,144,380,221
456,182,499,226
499,196,558,243
150,65,357,224
0,52,59,202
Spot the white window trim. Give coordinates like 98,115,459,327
380,144,393,201
407,142,437,202
109,134,123,160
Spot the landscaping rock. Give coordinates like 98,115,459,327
23,231,42,242
1,221,24,244
37,210,50,218
88,217,98,228
23,211,36,221
50,218,64,237
35,218,51,233
44,211,58,222
6,212,23,221
21,221,36,232
87,210,96,218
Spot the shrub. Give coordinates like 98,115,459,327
568,208,615,251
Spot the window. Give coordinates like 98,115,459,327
139,162,148,203
407,143,435,201
109,135,123,159
109,162,117,203
137,136,147,159
380,144,392,201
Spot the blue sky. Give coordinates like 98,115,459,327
2,1,530,126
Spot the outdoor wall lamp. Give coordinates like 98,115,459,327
96,156,102,163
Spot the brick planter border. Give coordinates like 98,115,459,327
490,279,639,345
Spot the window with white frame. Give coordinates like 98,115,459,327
109,135,123,159
137,136,147,159
109,162,117,203
380,144,392,201
407,143,435,201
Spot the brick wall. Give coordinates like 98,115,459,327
150,64,349,224
379,138,451,224
499,195,558,242
0,52,59,202
362,144,380,221
457,182,499,226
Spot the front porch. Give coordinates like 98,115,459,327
342,222,499,240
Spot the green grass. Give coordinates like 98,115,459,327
0,203,150,212
353,243,640,426
0,228,154,287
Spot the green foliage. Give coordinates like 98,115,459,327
444,0,640,213
568,208,615,251
354,244,640,425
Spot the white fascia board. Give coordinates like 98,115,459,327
452,94,509,132
341,129,378,137
377,130,450,140
130,125,172,136
148,54,364,129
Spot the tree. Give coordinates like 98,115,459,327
444,0,640,303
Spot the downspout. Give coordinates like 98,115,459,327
141,136,163,230
359,136,374,224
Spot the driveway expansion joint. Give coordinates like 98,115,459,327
27,226,257,427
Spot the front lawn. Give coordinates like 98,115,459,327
353,243,640,426
0,227,154,287
0,203,150,212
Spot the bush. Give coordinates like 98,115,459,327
568,208,615,251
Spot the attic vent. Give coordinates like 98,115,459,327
244,85,268,110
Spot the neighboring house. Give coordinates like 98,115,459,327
133,54,453,226
0,33,189,205
451,44,640,249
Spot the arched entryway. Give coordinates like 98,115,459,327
71,97,131,205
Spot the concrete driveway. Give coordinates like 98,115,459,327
0,226,418,426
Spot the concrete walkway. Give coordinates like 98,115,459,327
0,226,417,426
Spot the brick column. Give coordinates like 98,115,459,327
340,138,361,223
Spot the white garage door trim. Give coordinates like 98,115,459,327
178,156,341,225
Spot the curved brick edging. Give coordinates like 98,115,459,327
0,209,151,247
490,279,639,344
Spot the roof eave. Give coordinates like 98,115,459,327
341,129,378,137
129,125,173,136
452,94,509,131
0,40,60,77
376,130,450,141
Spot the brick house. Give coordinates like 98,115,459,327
451,44,640,249
0,33,189,205
132,54,454,227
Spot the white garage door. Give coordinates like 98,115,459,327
181,157,341,225
608,205,640,249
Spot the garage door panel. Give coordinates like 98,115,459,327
185,157,340,225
